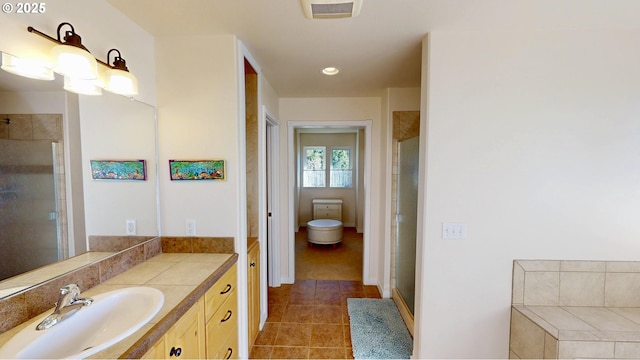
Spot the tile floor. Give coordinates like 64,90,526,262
295,227,363,281
250,226,375,359
249,280,381,359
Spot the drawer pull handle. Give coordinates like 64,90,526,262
220,284,232,294
169,346,182,357
224,347,233,359
221,310,233,322
250,262,256,267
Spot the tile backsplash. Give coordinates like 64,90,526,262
0,236,234,334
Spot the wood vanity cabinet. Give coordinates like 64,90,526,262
142,336,166,359
204,263,238,359
247,242,260,346
142,263,238,359
142,297,205,359
165,298,206,359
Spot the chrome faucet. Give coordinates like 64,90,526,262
35,284,93,330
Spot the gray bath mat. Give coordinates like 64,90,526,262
347,298,413,359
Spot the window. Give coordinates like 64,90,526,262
330,148,352,188
302,146,353,188
303,146,325,187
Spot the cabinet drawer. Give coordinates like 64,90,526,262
206,292,238,358
313,202,342,220
205,264,237,322
207,322,238,359
316,204,340,211
316,209,340,220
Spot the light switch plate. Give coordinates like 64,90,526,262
442,222,467,240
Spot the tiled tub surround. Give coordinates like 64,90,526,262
0,236,234,334
510,260,640,359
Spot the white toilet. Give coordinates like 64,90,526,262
307,199,343,247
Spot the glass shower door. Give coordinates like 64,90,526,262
0,139,60,280
395,136,419,314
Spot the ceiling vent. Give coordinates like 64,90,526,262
301,0,362,19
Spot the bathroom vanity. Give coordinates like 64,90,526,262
0,237,238,359
510,260,640,359
141,261,238,359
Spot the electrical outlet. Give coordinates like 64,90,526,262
442,222,466,240
186,219,196,236
126,219,136,235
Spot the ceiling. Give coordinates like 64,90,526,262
106,0,640,98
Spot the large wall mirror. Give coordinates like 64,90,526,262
0,54,158,298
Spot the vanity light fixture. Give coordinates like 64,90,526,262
102,49,138,96
25,23,139,97
0,52,54,80
322,66,340,75
29,23,98,80
63,76,102,96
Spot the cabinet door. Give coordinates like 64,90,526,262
141,336,166,359
247,243,260,346
165,298,205,359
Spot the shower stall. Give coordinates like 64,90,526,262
391,111,420,335
0,137,61,281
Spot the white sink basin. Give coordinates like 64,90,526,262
0,286,164,359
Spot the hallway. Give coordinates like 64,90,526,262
295,227,363,281
250,228,378,359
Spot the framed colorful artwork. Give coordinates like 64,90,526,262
90,160,146,180
169,160,226,180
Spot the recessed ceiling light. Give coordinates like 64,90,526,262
322,67,339,75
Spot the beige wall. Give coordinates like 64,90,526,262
155,35,240,237
415,30,640,358
79,94,157,236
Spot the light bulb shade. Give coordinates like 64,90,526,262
1,52,54,80
104,68,138,96
63,76,102,95
51,44,98,79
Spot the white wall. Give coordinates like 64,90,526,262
0,91,65,113
80,93,157,236
387,88,421,112
155,34,239,237
261,77,279,118
415,30,640,358
279,97,382,285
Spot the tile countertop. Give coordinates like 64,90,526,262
513,304,640,342
0,252,238,359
